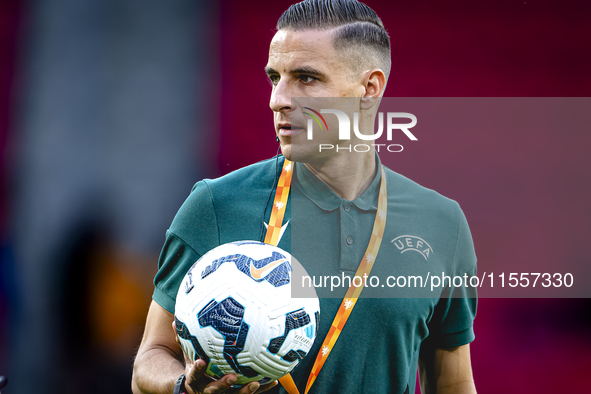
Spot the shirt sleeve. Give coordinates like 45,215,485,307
152,180,219,314
425,204,477,348
153,231,200,314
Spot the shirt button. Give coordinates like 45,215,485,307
344,203,351,212
346,236,353,245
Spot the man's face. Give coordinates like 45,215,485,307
266,29,366,162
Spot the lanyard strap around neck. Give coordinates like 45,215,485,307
264,159,293,245
265,159,388,394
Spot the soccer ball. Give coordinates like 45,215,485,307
174,241,320,386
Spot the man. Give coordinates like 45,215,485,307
132,1,477,393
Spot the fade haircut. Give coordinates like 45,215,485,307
276,0,391,79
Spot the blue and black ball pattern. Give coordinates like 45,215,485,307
268,308,311,361
201,251,291,287
175,316,210,364
198,297,259,378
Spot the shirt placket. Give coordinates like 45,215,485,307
339,200,360,272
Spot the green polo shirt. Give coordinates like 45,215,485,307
153,154,477,394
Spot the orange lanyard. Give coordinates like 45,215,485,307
263,158,293,245
265,159,388,394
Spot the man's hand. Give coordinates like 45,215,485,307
174,321,278,394
182,359,278,394
132,300,278,394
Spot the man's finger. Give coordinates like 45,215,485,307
236,381,260,394
172,321,181,345
186,359,207,386
202,374,239,394
255,381,278,393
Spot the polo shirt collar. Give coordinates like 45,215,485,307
293,153,382,212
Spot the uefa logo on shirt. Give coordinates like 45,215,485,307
391,235,433,260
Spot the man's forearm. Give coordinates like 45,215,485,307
419,344,476,394
420,374,476,394
132,346,185,394
431,380,476,394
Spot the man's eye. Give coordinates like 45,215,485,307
268,75,279,85
299,75,316,83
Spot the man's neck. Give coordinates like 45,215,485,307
303,150,377,201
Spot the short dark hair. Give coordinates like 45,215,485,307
276,0,391,78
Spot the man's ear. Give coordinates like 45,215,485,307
360,68,386,110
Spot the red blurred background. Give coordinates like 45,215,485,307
1,0,590,393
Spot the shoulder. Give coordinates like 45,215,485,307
169,156,283,253
382,166,476,270
194,156,283,220
200,155,284,200
383,165,463,219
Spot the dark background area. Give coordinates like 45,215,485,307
1,0,590,393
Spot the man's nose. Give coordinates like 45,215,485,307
269,78,291,113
